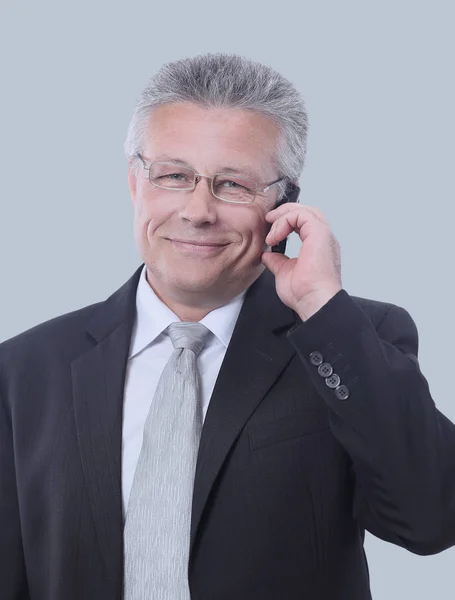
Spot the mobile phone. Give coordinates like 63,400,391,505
269,182,301,254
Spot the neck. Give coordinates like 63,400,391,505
145,267,263,322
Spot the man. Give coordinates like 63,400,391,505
1,52,455,600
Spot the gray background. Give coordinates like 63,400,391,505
1,0,454,597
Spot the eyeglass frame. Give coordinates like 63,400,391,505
135,152,287,204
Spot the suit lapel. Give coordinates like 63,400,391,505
189,269,297,558
70,264,298,578
71,265,143,578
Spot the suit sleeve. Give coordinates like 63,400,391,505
0,370,29,598
287,288,455,556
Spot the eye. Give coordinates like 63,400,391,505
158,172,192,182
222,180,244,189
149,162,195,188
215,177,253,192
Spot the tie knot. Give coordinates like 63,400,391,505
167,322,210,356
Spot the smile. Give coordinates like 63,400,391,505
169,239,228,256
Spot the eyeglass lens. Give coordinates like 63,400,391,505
148,162,257,203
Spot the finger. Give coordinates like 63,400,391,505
266,203,327,225
265,202,300,221
265,211,312,246
265,219,292,247
306,206,328,225
261,251,288,276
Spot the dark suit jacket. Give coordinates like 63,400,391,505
2,264,455,600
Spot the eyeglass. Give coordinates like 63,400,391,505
136,153,286,204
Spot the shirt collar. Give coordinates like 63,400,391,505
128,264,246,359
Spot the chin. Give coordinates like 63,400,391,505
161,266,221,294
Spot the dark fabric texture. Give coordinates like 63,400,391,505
1,263,455,600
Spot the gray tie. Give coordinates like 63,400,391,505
123,321,210,600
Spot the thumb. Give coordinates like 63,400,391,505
261,251,288,275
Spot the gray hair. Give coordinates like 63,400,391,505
124,52,309,200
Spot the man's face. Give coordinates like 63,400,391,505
128,102,281,304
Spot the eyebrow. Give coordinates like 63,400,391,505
153,154,262,181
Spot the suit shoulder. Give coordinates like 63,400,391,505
0,300,103,361
349,291,416,332
349,292,390,311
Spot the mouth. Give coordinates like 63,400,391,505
170,238,228,246
168,238,229,256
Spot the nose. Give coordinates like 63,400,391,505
178,175,218,226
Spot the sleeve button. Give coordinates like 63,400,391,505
335,384,350,400
317,362,333,377
325,373,341,388
309,351,323,366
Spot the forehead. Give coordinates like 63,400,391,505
143,102,280,179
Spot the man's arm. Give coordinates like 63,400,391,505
287,289,455,555
0,371,29,598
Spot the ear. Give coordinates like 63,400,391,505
128,162,138,205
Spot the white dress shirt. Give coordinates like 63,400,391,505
121,264,246,516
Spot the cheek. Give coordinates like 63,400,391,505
240,206,269,248
134,190,172,238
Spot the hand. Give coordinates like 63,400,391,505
261,204,343,321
